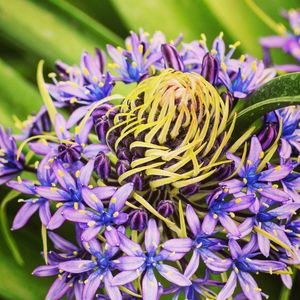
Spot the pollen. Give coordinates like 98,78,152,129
213,213,218,219
235,197,242,203
243,178,248,184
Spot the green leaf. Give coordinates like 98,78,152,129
232,72,300,137
0,0,121,64
110,0,236,43
0,59,41,126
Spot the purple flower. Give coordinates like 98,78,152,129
63,183,133,242
128,209,148,232
164,270,223,300
14,106,51,141
32,231,87,300
260,10,300,72
29,113,108,163
163,204,232,272
0,125,24,185
111,219,191,300
58,238,122,300
107,30,166,83
7,154,55,229
48,49,114,106
219,57,275,98
239,198,300,257
217,237,287,300
202,190,255,237
34,158,95,229
266,107,300,159
222,136,292,202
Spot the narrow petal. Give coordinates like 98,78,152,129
35,186,68,201
119,232,143,256
12,202,39,230
109,183,134,212
32,265,58,277
216,271,237,300
158,264,191,286
186,204,201,236
111,270,141,286
114,256,145,271
184,249,200,278
238,272,262,300
82,225,102,241
81,187,104,211
145,219,160,253
63,208,94,223
162,238,193,253
46,276,70,300
39,201,51,226
257,232,270,257
202,213,218,235
228,239,242,259
52,159,76,190
219,215,240,237
78,159,95,186
142,271,159,300
48,232,78,252
47,207,66,230
104,271,122,300
83,272,102,300
104,227,120,246
59,260,95,273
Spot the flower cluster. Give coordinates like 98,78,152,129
2,24,300,300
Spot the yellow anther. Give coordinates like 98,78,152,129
58,274,63,280
235,197,242,203
243,178,248,184
90,194,99,202
259,151,265,159
117,46,123,53
223,188,229,193
257,188,263,192
34,161,40,169
83,68,90,76
73,251,78,256
50,187,58,192
56,202,63,208
126,44,132,51
92,76,98,83
272,184,278,188
213,213,218,219
87,221,96,227
211,49,217,55
17,176,22,184
79,209,86,215
48,72,57,78
234,267,239,273
221,62,227,72
113,211,119,218
98,82,104,88
275,166,281,171
106,226,112,231
240,54,246,62
70,97,78,104
75,170,80,178
251,60,257,72
57,170,64,177
131,61,137,67
229,212,235,218
138,44,144,53
111,197,117,203
229,41,240,49
247,159,252,165
75,126,80,135
74,202,79,210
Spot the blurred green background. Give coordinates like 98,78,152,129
0,0,299,299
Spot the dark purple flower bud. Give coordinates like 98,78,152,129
57,143,82,163
180,183,200,196
117,147,132,161
161,44,184,71
130,173,144,191
94,116,110,144
157,200,175,218
95,152,110,179
116,160,130,176
128,209,148,232
214,162,234,180
257,122,278,151
92,103,116,119
201,53,219,85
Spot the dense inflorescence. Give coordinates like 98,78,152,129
3,16,300,300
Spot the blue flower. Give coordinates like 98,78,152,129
111,219,191,300
0,125,24,184
63,183,133,243
217,237,287,300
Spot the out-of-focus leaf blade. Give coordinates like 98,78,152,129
0,0,120,64
47,0,123,45
0,58,41,126
110,0,236,43
232,72,300,137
